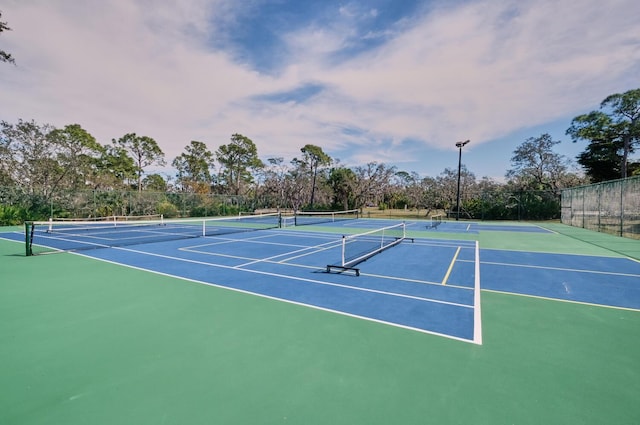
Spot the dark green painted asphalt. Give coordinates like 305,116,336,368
1,223,639,424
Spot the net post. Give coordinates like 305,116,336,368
202,219,206,237
341,235,346,267
48,217,53,233
25,222,33,256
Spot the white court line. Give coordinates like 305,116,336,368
110,245,474,310
179,230,478,287
479,246,624,259
181,233,343,268
234,239,342,268
535,224,558,234
180,240,461,287
481,260,640,278
18,226,479,290
282,227,478,248
184,236,312,250
360,271,472,289
76,250,474,343
482,288,640,312
277,228,477,251
473,240,482,345
3,231,479,342
179,248,324,272
28,233,111,249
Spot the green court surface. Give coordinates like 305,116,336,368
1,222,640,425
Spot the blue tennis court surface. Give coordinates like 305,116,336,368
75,230,481,343
349,218,553,234
2,217,639,344
481,250,640,309
1,223,481,343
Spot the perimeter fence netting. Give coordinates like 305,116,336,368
561,176,640,239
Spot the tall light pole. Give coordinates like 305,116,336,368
455,140,470,221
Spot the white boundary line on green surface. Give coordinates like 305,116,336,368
70,248,478,344
474,240,483,345
0,233,481,343
482,288,640,312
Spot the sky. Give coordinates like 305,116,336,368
1,0,639,182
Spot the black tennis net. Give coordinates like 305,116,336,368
294,209,359,226
25,213,281,255
326,222,411,276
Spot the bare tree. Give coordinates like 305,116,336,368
1,11,15,65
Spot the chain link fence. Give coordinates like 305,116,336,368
463,190,560,221
561,176,640,239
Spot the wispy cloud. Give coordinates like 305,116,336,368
1,0,638,178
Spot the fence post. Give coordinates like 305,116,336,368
620,178,625,237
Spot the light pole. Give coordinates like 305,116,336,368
455,140,470,221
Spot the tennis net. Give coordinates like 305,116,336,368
280,214,296,228
25,213,281,255
428,214,443,229
49,214,163,222
326,222,411,276
294,209,359,226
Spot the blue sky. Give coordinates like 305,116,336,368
1,0,639,181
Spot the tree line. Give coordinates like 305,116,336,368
1,81,638,224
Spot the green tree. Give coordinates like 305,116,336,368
172,141,215,193
328,166,357,210
0,123,13,186
0,119,60,198
600,89,640,177
48,124,103,190
1,11,15,65
293,144,332,208
95,145,137,189
506,133,568,193
567,112,621,181
113,133,165,191
142,173,168,192
215,133,263,195
1,119,136,194
567,88,640,180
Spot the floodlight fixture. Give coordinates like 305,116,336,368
455,140,470,221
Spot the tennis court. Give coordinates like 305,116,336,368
1,216,639,424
